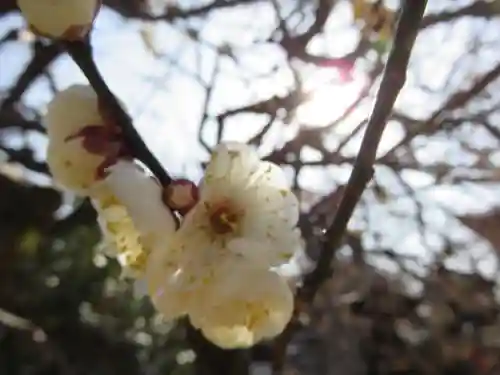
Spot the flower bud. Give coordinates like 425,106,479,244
44,85,110,194
163,179,199,215
17,0,101,40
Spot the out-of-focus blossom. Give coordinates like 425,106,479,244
44,85,122,195
352,0,394,41
17,0,100,40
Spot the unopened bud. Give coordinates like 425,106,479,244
163,179,199,215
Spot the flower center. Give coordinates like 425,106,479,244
209,204,241,235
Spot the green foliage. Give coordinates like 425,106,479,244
0,179,192,375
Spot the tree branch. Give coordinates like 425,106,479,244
301,0,427,301
421,1,500,29
381,61,500,158
0,145,48,174
62,40,171,185
1,42,63,110
0,0,263,20
272,0,429,372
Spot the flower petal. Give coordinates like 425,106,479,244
227,236,298,268
144,239,200,321
189,266,294,349
47,139,104,194
44,85,103,142
104,161,178,248
93,202,147,275
201,142,260,199
246,184,299,227
249,161,290,190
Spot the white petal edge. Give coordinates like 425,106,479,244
104,161,178,248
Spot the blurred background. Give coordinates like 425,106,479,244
1,0,500,374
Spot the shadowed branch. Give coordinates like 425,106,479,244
272,0,429,372
62,39,172,186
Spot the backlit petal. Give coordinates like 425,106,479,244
104,161,178,248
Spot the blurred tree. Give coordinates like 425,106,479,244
1,0,500,374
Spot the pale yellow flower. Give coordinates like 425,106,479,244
147,142,301,305
44,85,109,194
17,0,100,40
144,142,301,347
180,142,301,268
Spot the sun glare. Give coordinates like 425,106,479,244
295,73,367,128
292,70,408,160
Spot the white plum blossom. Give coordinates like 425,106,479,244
180,142,301,268
92,161,177,278
145,142,302,347
44,85,121,195
17,0,100,40
28,0,305,352
44,85,106,194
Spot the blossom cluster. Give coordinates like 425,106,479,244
41,85,303,348
20,0,304,349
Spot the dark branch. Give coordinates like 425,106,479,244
62,38,253,375
1,42,63,110
421,1,500,29
0,0,263,20
149,0,263,21
271,1,429,372
301,0,427,301
0,146,48,174
0,107,44,132
62,40,171,186
382,61,500,157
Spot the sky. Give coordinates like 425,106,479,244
1,0,500,290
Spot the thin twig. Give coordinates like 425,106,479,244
301,0,428,301
272,0,428,372
1,42,63,110
62,39,171,185
381,60,500,157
